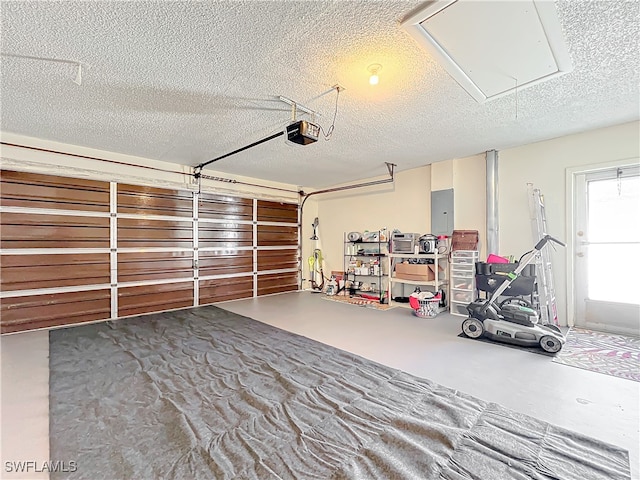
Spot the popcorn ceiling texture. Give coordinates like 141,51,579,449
1,1,638,188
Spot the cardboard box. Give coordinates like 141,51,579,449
395,263,442,282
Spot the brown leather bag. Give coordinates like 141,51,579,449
451,230,479,251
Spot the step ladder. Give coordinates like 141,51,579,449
527,183,559,325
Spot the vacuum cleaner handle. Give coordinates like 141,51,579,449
534,234,565,251
484,234,565,309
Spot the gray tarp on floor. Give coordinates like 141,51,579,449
49,306,630,479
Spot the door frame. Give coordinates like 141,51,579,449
565,156,640,329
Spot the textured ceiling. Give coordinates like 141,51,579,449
1,1,638,188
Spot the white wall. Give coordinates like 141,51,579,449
300,197,319,288
311,165,431,278
431,160,453,191
429,155,487,258
496,121,639,325
453,154,487,259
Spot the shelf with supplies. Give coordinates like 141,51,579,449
343,230,389,303
449,250,479,317
387,252,449,309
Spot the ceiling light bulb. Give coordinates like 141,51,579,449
367,64,382,86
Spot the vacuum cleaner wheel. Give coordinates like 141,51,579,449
539,335,562,353
462,317,484,339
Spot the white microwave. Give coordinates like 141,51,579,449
392,233,421,253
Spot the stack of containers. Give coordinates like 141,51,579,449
449,250,479,316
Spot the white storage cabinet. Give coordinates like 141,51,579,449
449,250,479,317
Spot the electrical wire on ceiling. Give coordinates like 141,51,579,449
193,85,345,183
3,85,344,197
319,85,343,141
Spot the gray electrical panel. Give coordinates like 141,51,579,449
431,189,454,236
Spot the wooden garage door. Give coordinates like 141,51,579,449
116,183,195,318
0,170,300,333
0,170,111,333
256,200,299,296
197,195,299,305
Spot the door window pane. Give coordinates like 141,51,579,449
587,174,640,304
588,243,640,303
588,175,639,243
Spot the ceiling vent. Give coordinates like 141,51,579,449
401,0,573,103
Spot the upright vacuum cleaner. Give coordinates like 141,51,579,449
461,234,566,353
308,249,325,292
308,218,325,292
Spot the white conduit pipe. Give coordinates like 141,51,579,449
486,150,499,255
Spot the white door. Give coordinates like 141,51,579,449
574,165,640,335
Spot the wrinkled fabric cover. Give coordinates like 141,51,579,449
49,306,630,480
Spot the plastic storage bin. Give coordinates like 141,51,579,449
450,268,474,278
449,250,479,316
451,288,474,303
452,278,473,290
451,251,477,258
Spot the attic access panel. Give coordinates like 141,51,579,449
402,0,573,103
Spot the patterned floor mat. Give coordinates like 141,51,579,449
552,328,640,382
322,294,397,310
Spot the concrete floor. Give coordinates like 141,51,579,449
1,291,639,479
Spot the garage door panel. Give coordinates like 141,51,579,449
199,193,253,221
199,277,254,304
118,251,193,283
118,184,193,217
0,170,110,212
0,290,111,333
1,253,110,291
118,218,193,248
257,272,298,296
199,223,253,248
257,250,298,271
257,200,298,223
257,225,298,246
199,251,253,276
0,213,110,249
118,282,194,318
